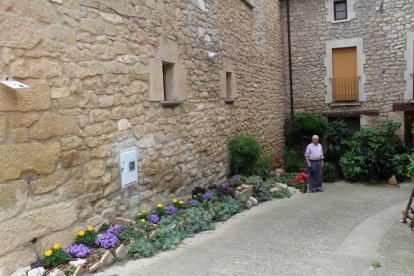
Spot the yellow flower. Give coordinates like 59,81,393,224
156,203,163,208
172,199,178,203
87,226,94,231
78,230,85,237
44,249,53,257
142,210,147,214
179,200,184,205
52,243,60,250
140,219,146,223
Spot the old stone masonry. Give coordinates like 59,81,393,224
0,0,285,274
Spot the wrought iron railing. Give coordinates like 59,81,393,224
332,77,359,103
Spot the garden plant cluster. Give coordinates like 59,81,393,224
26,134,299,275
283,112,414,183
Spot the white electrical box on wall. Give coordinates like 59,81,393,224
120,148,138,188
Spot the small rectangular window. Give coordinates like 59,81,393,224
226,72,233,99
162,62,175,101
334,1,347,20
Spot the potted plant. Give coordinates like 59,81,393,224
288,171,308,193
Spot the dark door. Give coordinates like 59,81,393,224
404,112,414,147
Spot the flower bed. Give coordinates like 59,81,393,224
21,173,296,275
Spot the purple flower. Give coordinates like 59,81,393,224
107,224,122,236
219,181,229,190
67,244,91,258
149,214,160,224
202,192,213,201
190,199,199,205
231,174,241,179
95,232,118,249
166,205,177,215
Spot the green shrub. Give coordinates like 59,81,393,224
283,150,302,173
326,119,352,144
406,154,414,178
254,154,272,179
324,144,343,165
272,187,291,199
322,162,337,182
285,112,328,148
339,152,366,181
118,224,146,242
229,134,261,176
75,228,98,247
391,153,410,178
180,207,215,236
150,227,183,251
126,236,155,258
43,246,69,269
246,176,272,202
211,196,240,221
339,124,410,181
234,193,251,210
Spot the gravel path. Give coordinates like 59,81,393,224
95,181,414,276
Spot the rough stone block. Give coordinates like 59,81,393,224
0,142,60,181
0,180,27,222
149,59,163,101
51,87,71,99
0,203,77,255
30,170,70,195
157,37,179,63
0,14,43,49
9,113,39,128
100,250,115,265
30,0,57,23
0,80,51,112
0,247,37,276
0,114,5,142
31,112,78,139
11,128,29,142
84,160,106,178
115,244,126,259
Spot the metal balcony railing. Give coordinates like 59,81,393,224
332,77,359,103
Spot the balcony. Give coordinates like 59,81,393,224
332,77,359,103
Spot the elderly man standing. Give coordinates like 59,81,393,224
305,135,324,193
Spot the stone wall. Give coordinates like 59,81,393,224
281,0,414,136
0,0,285,274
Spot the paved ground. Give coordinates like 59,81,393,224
95,181,414,276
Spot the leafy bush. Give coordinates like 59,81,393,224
285,112,328,148
254,155,272,179
43,244,69,269
339,124,410,181
150,227,183,251
391,153,410,178
211,196,240,221
324,144,343,165
180,207,215,236
234,193,251,209
326,119,352,144
246,176,272,202
322,162,337,182
283,150,302,173
229,134,262,176
117,224,145,242
406,154,414,178
75,227,98,247
272,187,291,199
126,236,155,258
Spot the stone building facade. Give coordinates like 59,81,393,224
282,0,414,139
0,0,285,274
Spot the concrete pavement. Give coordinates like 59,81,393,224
95,181,414,276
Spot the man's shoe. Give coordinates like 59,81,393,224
310,189,318,193
316,188,324,192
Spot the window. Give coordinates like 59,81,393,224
226,72,233,99
334,1,347,20
162,62,175,101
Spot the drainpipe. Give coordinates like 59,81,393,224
286,0,294,116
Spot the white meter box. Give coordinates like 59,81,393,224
120,148,138,188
